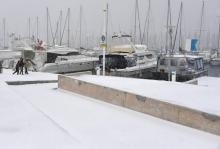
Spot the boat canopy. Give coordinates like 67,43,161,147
108,45,134,54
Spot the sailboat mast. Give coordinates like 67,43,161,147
198,1,205,50
134,0,137,44
28,17,31,41
3,18,6,48
179,2,183,50
217,20,220,57
67,8,70,47
59,10,62,46
165,0,170,52
146,0,151,47
36,16,39,39
46,7,49,48
79,5,82,49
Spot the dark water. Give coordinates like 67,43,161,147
206,65,220,77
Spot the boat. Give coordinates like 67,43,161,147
37,46,99,74
153,54,208,82
97,33,157,78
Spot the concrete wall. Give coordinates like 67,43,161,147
58,75,220,136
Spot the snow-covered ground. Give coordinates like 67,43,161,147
9,83,220,149
0,69,57,82
1,69,220,148
72,75,220,116
197,76,220,89
0,81,85,149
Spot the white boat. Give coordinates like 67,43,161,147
37,46,99,74
210,49,220,66
98,34,157,78
153,54,208,81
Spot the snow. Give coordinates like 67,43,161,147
10,83,220,149
72,75,220,116
197,76,220,89
0,81,86,149
0,69,58,82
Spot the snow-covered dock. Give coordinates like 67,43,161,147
0,69,57,85
0,81,85,149
9,83,220,149
1,69,220,148
59,75,220,135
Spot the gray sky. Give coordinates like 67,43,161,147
0,0,220,48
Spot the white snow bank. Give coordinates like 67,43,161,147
10,83,220,149
0,69,57,82
0,81,86,149
197,76,220,89
73,75,220,116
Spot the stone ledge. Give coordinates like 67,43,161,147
58,75,220,136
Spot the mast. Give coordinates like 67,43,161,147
141,0,151,45
59,10,62,46
46,7,49,48
179,2,183,51
146,0,151,47
165,0,170,52
134,0,137,44
36,16,39,39
3,18,6,48
172,2,183,52
79,5,82,49
67,8,70,47
198,1,205,50
28,17,31,41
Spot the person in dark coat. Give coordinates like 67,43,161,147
13,60,20,75
19,58,24,75
24,59,29,74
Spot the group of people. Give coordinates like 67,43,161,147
13,57,29,75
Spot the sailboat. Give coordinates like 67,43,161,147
210,21,220,65
153,1,207,82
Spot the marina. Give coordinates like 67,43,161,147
0,0,220,148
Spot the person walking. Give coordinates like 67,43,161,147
13,60,20,75
19,57,24,75
24,59,29,74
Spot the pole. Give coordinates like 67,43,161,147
102,3,108,76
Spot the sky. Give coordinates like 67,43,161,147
0,0,220,48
